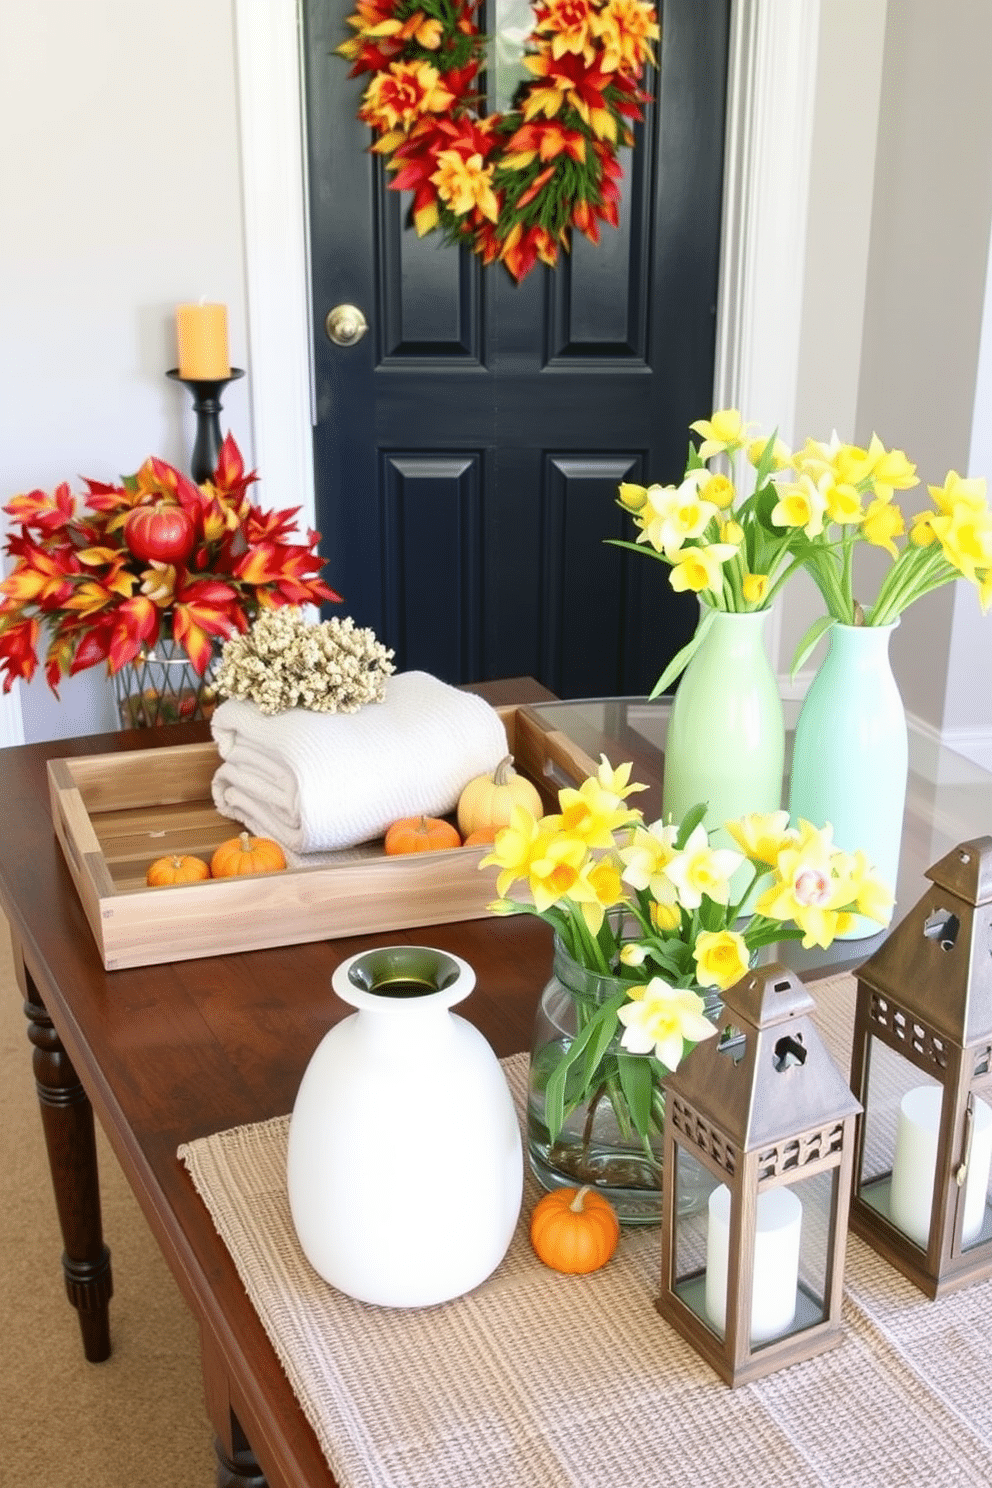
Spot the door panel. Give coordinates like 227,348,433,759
303,0,730,698
381,453,485,681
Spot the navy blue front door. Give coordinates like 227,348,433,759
303,0,730,696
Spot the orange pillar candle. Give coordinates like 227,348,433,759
175,302,230,380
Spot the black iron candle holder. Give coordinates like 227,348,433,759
167,367,245,484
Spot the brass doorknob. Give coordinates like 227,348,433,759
325,304,369,347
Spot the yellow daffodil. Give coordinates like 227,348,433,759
479,803,545,896
791,435,834,482
929,504,992,583
842,850,894,923
830,441,876,487
693,929,750,991
720,519,744,546
577,854,628,935
617,978,718,1070
909,508,939,547
866,435,918,500
753,820,880,949
649,900,682,933
770,472,828,538
723,810,794,866
689,408,752,461
699,473,735,510
619,819,679,901
669,542,738,594
741,572,769,605
747,434,792,470
927,470,988,515
663,823,743,909
594,754,649,801
617,481,648,512
637,475,718,557
863,497,906,557
822,479,865,526
554,755,645,846
528,831,593,913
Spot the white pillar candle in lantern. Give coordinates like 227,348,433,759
890,1086,992,1248
704,1184,803,1344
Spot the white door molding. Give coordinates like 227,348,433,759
715,0,820,670
233,0,317,529
232,0,820,600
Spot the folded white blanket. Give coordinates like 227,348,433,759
210,671,508,853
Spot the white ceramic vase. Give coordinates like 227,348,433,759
287,945,523,1307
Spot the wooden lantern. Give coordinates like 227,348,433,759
849,836,992,1298
657,964,861,1388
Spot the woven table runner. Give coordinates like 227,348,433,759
179,973,992,1488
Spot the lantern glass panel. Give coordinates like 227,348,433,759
958,1067,992,1254
858,1032,943,1249
669,1139,717,1328
703,1169,836,1350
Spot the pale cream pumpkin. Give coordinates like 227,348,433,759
456,755,542,838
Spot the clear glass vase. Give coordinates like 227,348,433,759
113,635,220,729
527,935,720,1226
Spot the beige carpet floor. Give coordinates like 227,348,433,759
0,914,216,1487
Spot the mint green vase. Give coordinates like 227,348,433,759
788,622,906,939
662,608,785,832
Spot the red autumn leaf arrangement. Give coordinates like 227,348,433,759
0,435,342,695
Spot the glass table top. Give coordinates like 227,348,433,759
528,695,992,978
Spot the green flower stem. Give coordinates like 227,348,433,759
580,1082,609,1152
870,545,950,625
604,1073,633,1141
841,534,856,616
729,862,768,922
572,910,612,975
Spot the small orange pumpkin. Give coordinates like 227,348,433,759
383,815,461,854
146,853,211,887
529,1185,620,1274
210,831,287,877
463,823,501,846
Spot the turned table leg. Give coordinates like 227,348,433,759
214,1419,268,1488
202,1327,269,1488
21,965,113,1363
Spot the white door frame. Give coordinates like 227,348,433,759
232,0,819,620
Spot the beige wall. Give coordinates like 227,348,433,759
783,0,888,679
856,0,992,736
0,0,251,741
781,0,992,757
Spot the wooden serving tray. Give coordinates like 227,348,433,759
48,704,598,970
